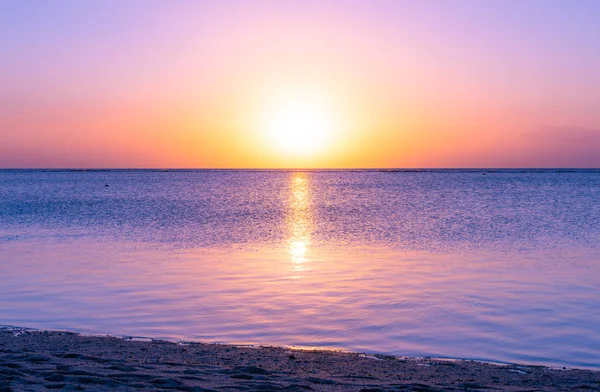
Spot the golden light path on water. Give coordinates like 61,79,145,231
287,173,312,275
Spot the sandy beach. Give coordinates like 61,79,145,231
1,329,598,391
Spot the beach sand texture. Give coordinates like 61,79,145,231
1,329,598,391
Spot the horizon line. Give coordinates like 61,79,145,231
2,167,600,171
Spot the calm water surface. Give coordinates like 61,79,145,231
1,170,599,368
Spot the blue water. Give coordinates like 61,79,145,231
1,169,600,368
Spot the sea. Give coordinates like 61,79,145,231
1,169,599,369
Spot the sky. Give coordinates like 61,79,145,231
1,0,599,168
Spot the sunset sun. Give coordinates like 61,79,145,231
261,91,339,156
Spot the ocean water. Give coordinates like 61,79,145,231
1,169,599,369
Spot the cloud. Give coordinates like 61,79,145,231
518,127,600,167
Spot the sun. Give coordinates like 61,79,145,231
261,90,339,156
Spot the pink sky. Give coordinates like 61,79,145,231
1,1,599,168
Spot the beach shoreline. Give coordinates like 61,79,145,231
1,328,598,391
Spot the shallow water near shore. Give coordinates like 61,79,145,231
1,169,600,369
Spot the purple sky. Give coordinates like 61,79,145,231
1,0,599,168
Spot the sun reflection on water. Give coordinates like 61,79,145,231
287,173,312,273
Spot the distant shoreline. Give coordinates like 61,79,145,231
1,327,598,391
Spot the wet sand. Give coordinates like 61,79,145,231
1,329,599,391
